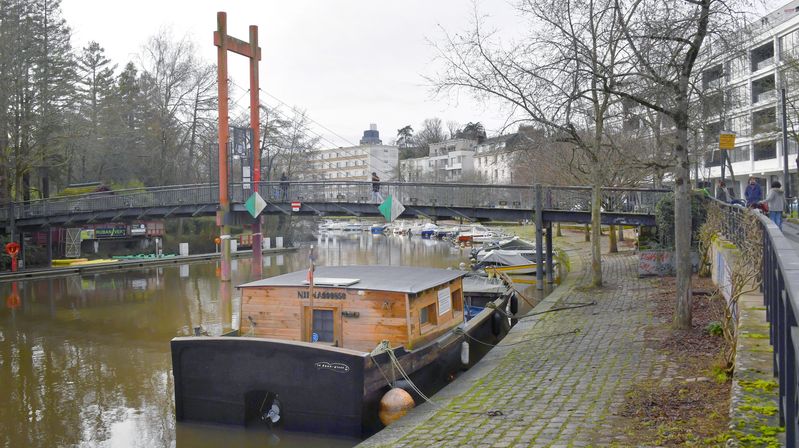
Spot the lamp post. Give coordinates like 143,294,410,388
781,88,792,199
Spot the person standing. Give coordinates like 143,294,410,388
371,172,384,203
744,177,762,207
279,172,289,201
761,180,785,230
716,180,729,203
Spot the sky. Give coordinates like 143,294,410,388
61,0,526,148
61,0,790,149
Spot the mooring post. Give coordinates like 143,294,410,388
535,184,544,290
216,12,232,282
546,222,553,284
249,24,263,278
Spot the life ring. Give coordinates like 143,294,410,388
491,310,502,336
5,242,20,256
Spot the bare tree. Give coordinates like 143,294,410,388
430,0,628,286
611,0,749,328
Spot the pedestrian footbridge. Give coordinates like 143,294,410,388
0,181,670,231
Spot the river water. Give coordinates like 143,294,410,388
1,232,530,447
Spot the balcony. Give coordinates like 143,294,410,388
754,57,774,72
753,89,776,104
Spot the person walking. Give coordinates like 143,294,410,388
371,172,384,203
744,177,762,207
716,180,729,203
760,180,785,230
279,172,289,202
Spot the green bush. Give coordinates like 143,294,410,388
654,191,707,249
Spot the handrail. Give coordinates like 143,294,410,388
715,199,799,445
0,182,671,223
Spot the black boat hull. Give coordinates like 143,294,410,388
171,297,511,438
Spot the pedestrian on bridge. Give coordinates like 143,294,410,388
280,172,289,202
371,172,384,203
745,177,762,207
761,181,785,230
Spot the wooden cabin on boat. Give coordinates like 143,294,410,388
238,265,466,352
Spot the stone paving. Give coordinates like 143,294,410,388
360,240,677,447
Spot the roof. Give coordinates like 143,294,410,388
238,265,465,294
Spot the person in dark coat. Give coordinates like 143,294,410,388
744,177,762,207
371,172,384,203
279,172,289,201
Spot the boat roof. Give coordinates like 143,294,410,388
238,265,465,294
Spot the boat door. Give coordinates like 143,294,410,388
303,305,343,347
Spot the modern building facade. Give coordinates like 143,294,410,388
701,0,799,197
474,134,518,184
302,124,398,182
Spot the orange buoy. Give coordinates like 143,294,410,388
378,387,414,426
214,237,221,245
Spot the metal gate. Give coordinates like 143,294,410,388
65,228,81,258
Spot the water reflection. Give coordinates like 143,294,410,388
0,233,478,447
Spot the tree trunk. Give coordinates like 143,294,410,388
608,224,618,253
674,109,693,329
556,222,562,237
618,224,624,241
584,224,590,241
590,183,602,286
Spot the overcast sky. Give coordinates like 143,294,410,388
62,0,787,148
62,0,528,148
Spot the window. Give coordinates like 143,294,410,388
312,309,335,343
420,303,437,327
729,145,750,163
754,140,776,161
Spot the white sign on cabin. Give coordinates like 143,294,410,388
437,287,452,316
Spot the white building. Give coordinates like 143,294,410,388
401,138,477,182
303,124,398,182
474,135,517,183
701,0,799,197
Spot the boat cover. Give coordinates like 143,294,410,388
478,250,532,266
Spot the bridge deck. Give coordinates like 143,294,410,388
1,182,669,230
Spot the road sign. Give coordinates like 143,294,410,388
245,192,267,218
291,201,301,212
719,133,736,150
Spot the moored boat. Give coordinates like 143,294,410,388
170,265,512,438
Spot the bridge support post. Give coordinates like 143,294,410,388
249,24,263,279
545,222,553,284
535,184,544,290
215,12,263,281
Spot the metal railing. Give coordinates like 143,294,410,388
0,181,671,223
716,199,799,445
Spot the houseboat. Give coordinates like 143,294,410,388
170,265,513,438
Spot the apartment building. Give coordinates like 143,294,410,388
302,124,398,182
701,0,799,197
400,138,478,182
474,134,518,184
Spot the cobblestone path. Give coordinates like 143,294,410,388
364,249,672,447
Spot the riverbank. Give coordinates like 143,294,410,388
0,246,298,283
358,231,742,447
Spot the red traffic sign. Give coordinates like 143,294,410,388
291,201,301,212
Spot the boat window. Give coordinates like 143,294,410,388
312,309,335,343
420,303,437,327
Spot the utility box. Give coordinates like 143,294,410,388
179,243,189,256
231,240,238,253
264,238,271,250
276,237,283,249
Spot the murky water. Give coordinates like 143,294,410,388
0,233,498,447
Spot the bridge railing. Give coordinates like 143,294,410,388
715,200,799,445
1,181,670,223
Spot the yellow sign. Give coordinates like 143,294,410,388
719,133,736,150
